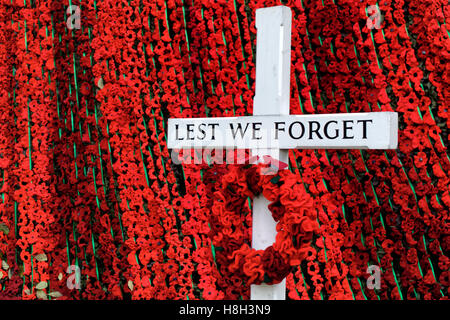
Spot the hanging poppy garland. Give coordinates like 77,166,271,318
0,0,448,300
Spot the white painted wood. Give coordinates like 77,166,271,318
167,112,398,150
251,193,287,300
251,5,291,301
253,6,291,116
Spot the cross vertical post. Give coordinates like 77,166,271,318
167,4,398,302
250,5,292,300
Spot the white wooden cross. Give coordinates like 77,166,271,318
167,5,397,300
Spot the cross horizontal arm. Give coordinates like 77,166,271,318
168,112,398,150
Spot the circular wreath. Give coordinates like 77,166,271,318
209,164,319,286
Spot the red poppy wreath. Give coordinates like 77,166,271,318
209,164,320,285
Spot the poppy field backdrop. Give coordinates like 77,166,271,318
0,0,448,300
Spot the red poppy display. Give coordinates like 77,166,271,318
0,0,448,301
